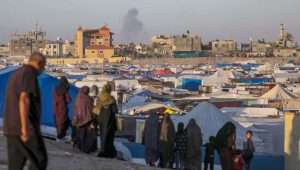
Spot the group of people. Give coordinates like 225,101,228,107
3,52,255,170
215,122,255,170
144,114,203,170
3,52,119,170
53,77,118,157
144,116,255,170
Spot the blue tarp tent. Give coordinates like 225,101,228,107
0,67,78,127
238,78,272,85
182,78,202,91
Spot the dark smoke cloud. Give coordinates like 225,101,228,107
120,8,147,43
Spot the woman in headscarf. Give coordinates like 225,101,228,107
159,114,175,168
215,122,236,170
72,86,97,153
174,122,188,170
89,85,99,106
94,84,118,158
53,76,71,139
185,119,203,170
144,113,160,166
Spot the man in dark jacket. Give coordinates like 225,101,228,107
3,52,48,170
242,130,255,170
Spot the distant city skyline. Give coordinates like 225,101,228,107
0,0,299,43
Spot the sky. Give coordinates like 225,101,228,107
0,0,299,43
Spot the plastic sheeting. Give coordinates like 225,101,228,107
0,67,79,127
221,107,278,118
260,84,297,100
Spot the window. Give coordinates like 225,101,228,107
53,45,56,48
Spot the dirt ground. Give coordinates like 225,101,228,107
0,134,160,170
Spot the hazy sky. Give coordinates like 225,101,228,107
0,0,299,43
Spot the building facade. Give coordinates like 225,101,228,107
276,24,297,49
212,40,237,53
273,48,297,57
172,33,202,52
151,32,202,57
10,24,47,56
250,40,273,57
74,25,114,58
0,44,9,56
40,39,64,57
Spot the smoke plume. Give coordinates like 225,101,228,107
120,8,146,43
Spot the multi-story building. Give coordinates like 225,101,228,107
40,39,64,57
0,44,9,56
212,40,237,53
74,25,114,58
151,35,173,55
10,24,47,56
172,33,202,52
62,40,75,56
273,48,297,57
151,31,202,57
276,24,297,49
250,40,273,57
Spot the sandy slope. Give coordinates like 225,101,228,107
0,134,161,170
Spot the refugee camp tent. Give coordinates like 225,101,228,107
260,84,297,100
221,107,279,118
115,79,141,91
129,103,181,115
0,67,79,132
172,102,260,148
202,69,234,86
122,95,149,114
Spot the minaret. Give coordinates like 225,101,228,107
279,24,285,40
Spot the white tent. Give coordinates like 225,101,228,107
221,107,278,118
202,69,234,86
260,84,298,100
172,102,260,148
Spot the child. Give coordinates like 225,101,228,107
204,136,215,170
233,150,244,170
243,130,255,170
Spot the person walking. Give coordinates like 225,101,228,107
72,86,97,153
3,52,48,170
215,122,236,170
144,113,160,167
53,76,71,139
242,130,255,170
95,84,118,158
159,114,176,168
185,119,202,170
204,136,215,170
174,122,187,170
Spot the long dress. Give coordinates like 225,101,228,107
95,84,118,158
215,122,236,170
185,119,203,170
73,86,97,153
144,114,160,165
159,115,175,168
53,90,71,139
